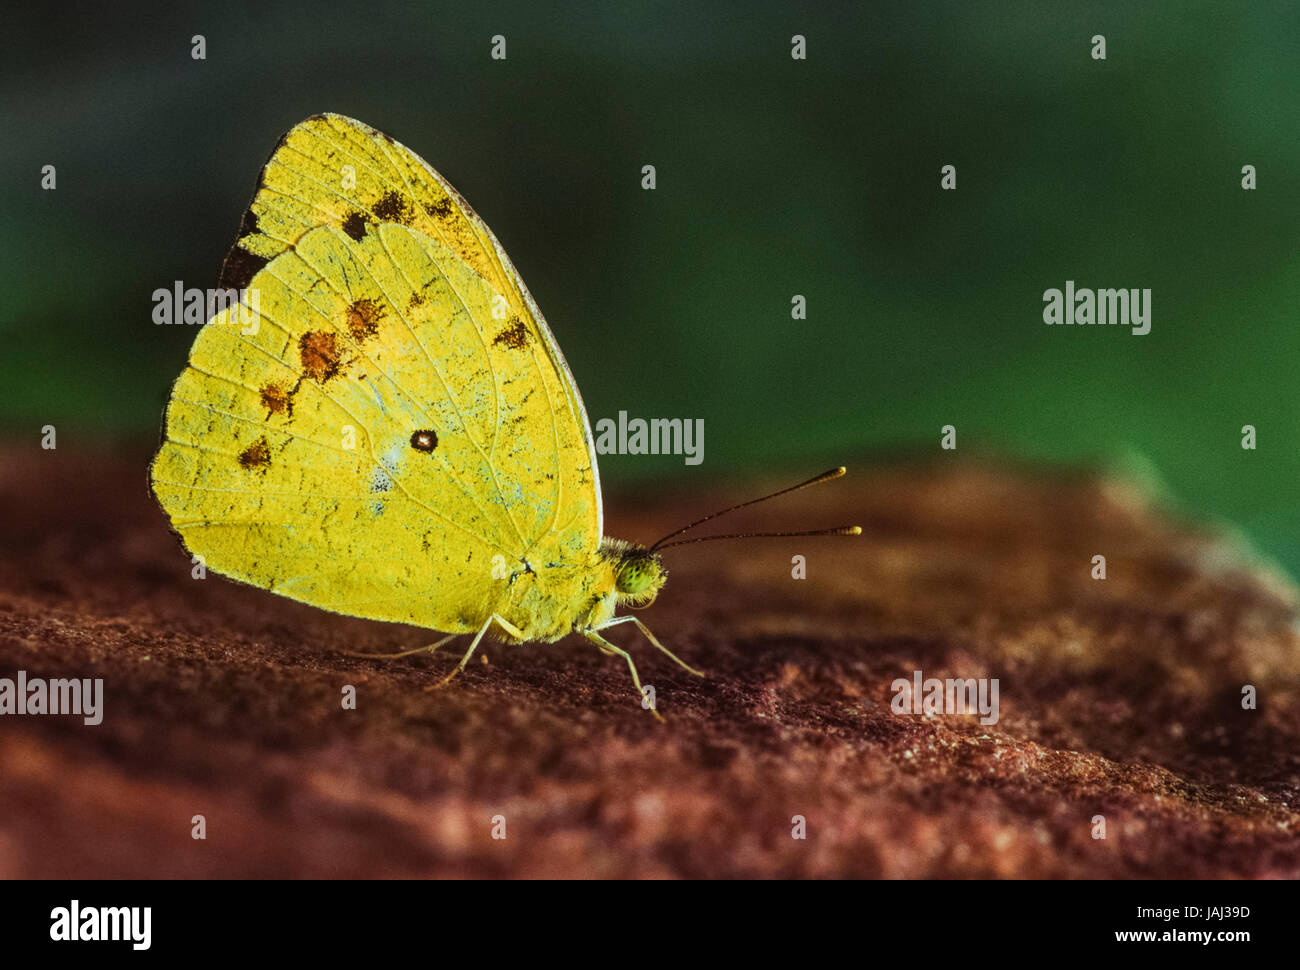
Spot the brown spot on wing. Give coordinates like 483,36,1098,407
219,246,269,291
238,437,271,470
259,382,292,416
341,211,368,241
407,291,426,309
373,190,414,225
299,331,343,383
424,196,453,218
345,298,385,341
493,317,530,350
410,429,438,452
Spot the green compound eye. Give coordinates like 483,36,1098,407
616,556,659,595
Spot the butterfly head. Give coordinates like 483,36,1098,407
612,545,667,608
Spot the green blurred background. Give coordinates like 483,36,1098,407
3,2,1298,569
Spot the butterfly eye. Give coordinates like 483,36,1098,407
616,555,662,596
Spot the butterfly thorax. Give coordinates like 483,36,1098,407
495,538,664,644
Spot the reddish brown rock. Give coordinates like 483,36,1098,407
0,447,1296,878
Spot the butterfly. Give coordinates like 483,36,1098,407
151,113,859,713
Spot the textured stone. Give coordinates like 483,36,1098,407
0,449,1297,877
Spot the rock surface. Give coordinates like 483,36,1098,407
1,447,1297,877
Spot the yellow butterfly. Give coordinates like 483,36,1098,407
151,113,859,711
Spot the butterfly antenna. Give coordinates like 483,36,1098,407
654,525,862,552
648,466,860,552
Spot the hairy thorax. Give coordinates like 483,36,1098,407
489,537,665,643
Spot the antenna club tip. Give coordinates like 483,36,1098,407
847,526,862,535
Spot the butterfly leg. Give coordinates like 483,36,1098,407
425,614,524,692
584,631,664,721
595,615,706,677
339,634,459,661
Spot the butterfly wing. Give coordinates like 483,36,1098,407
152,119,601,631
222,112,600,539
